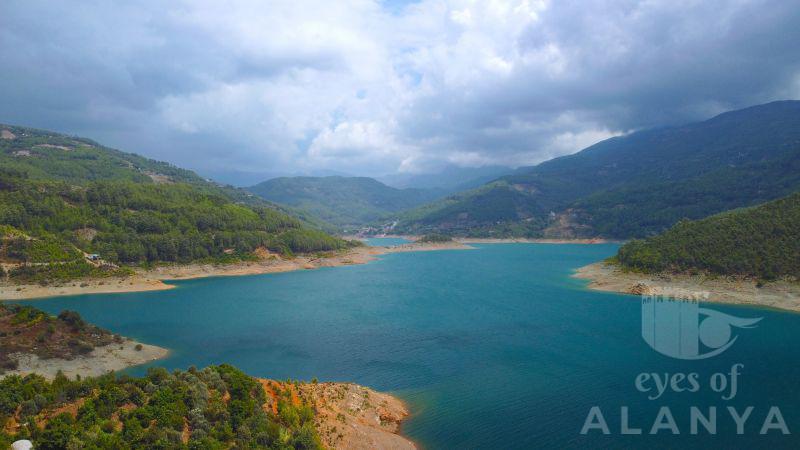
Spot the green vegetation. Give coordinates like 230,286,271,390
0,365,322,449
248,176,443,229
417,233,453,243
0,124,355,282
7,261,134,284
396,100,800,238
0,304,122,372
395,181,548,237
615,192,800,279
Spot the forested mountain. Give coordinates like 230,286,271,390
378,165,512,192
248,176,444,228
395,101,800,238
0,124,352,282
615,192,800,279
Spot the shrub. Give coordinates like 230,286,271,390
57,310,86,330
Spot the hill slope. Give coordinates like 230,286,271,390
0,124,351,282
378,165,512,192
248,176,444,228
0,362,324,449
615,192,800,279
396,100,800,238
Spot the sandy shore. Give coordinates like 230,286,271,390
574,261,800,312
456,237,609,244
0,242,469,301
259,379,415,450
3,339,169,380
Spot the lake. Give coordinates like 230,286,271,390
364,236,411,246
20,243,800,448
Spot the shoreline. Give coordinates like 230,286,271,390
349,234,613,245
3,339,169,380
258,379,416,450
574,261,800,313
0,241,469,301
456,237,610,244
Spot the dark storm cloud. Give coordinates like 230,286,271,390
397,0,800,167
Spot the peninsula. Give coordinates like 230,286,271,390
575,192,800,312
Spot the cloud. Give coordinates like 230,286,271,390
0,0,798,183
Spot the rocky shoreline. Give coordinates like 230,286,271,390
574,261,800,312
259,379,416,450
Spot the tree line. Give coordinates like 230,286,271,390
615,192,800,279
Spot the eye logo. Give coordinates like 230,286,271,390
641,296,761,360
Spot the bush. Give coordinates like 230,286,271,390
58,310,86,330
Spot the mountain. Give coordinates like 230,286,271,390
248,176,445,228
378,165,513,192
0,124,351,282
206,168,356,187
395,100,800,238
615,192,800,279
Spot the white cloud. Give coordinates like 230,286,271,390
551,129,622,156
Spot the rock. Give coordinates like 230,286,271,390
629,282,654,295
12,440,33,450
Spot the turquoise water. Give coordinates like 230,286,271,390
364,236,411,246
18,244,800,448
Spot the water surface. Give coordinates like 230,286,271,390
364,236,411,246
21,244,800,448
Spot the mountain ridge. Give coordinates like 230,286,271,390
248,175,445,229
394,100,800,238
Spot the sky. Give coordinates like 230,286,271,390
2,0,800,185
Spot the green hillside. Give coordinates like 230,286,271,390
615,192,800,279
378,165,512,192
0,362,322,449
395,100,800,238
248,176,444,228
0,125,353,282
